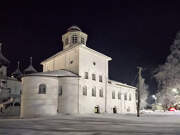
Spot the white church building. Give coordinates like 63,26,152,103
21,26,137,118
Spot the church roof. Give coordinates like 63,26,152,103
67,26,82,32
0,43,10,66
24,69,79,78
24,57,37,74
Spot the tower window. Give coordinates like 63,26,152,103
99,88,103,97
92,74,96,81
72,34,78,44
93,62,96,66
84,72,88,79
92,87,96,97
99,75,103,82
39,84,46,94
81,37,85,44
83,86,87,96
112,91,115,99
65,38,69,45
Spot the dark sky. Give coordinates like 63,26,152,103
0,0,180,94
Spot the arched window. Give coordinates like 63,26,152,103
118,92,121,100
83,86,87,96
124,93,127,100
112,91,115,99
99,88,103,97
129,93,132,101
39,84,46,94
58,86,62,96
92,87,96,97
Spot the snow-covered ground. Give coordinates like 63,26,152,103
0,112,180,135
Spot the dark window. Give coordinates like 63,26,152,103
59,86,62,96
83,86,87,96
72,34,78,44
39,84,46,94
70,60,73,64
99,88,103,97
112,91,115,99
124,93,127,100
99,75,103,82
92,74,96,81
81,37,85,44
85,72,88,79
129,94,132,101
93,62,96,66
92,87,96,97
118,92,121,100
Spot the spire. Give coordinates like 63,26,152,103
0,41,10,67
24,57,37,74
12,61,22,81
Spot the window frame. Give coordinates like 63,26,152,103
84,72,88,79
39,84,46,94
72,34,78,44
99,75,103,82
99,88,103,97
92,74,96,81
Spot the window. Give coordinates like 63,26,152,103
99,88,103,97
124,93,127,100
39,84,46,94
81,37,85,44
72,34,78,44
93,62,96,66
58,86,62,96
99,75,103,82
112,91,115,99
83,86,87,96
84,72,88,79
118,92,121,100
70,60,73,64
92,74,96,81
65,38,69,45
92,87,96,97
129,94,132,101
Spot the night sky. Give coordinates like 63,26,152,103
0,1,180,94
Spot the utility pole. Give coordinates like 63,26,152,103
137,66,142,117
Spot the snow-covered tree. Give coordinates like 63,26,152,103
154,31,180,109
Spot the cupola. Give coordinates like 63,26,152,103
24,57,37,74
62,26,88,50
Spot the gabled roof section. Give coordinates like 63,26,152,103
108,79,137,90
41,45,111,64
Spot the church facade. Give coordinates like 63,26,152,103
21,26,137,118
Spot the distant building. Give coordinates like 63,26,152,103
21,26,137,118
0,43,21,105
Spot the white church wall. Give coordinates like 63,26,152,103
78,47,108,114
107,82,136,114
58,77,79,114
79,78,106,113
21,76,59,118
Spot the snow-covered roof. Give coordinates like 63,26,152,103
24,69,79,78
108,79,136,89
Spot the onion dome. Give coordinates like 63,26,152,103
67,25,81,32
12,61,22,80
24,57,37,74
0,42,10,67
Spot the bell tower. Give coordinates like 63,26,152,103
62,26,88,50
